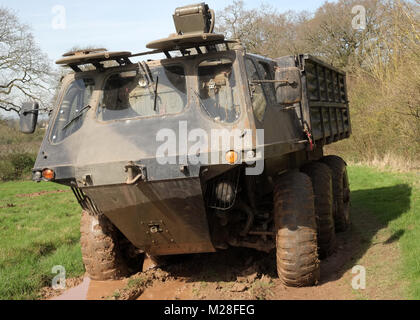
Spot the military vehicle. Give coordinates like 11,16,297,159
20,3,351,287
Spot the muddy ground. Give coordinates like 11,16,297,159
49,207,406,300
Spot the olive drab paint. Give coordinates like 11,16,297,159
31,3,351,257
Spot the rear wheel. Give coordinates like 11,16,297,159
301,162,336,259
321,156,351,232
274,171,320,287
80,211,144,280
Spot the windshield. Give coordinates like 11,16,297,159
97,64,186,121
50,78,95,143
198,58,240,123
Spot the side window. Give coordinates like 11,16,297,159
245,58,267,122
50,78,95,143
258,61,276,101
97,64,187,121
198,58,241,123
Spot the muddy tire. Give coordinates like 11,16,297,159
273,171,320,287
301,162,336,259
80,211,143,280
321,156,351,232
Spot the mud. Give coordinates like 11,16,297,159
41,276,85,300
87,279,127,300
53,207,405,300
16,190,70,198
0,203,16,209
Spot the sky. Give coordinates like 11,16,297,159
0,0,331,63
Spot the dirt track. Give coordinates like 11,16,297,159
51,207,405,300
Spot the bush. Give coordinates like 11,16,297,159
326,54,420,168
9,153,36,177
0,160,16,181
0,153,36,181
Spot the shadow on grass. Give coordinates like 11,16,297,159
157,184,412,287
318,183,412,284
383,229,405,245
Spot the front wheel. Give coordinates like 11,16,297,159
80,211,144,280
274,171,320,287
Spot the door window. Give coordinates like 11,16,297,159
245,59,267,122
197,58,241,123
50,78,95,143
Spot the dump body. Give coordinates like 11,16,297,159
276,54,351,145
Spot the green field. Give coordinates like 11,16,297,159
0,181,83,300
348,166,420,299
0,166,419,300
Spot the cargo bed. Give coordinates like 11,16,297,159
276,54,351,146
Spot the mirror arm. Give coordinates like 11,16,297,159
251,79,298,87
22,110,39,115
22,106,51,115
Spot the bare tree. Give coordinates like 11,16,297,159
218,0,419,72
217,0,420,160
216,1,261,51
216,1,312,58
0,7,53,114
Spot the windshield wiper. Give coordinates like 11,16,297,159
193,90,213,118
138,62,159,112
62,105,91,131
153,76,159,112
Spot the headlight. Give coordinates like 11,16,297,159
215,182,235,203
33,171,42,181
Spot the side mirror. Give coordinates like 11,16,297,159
275,67,302,105
19,102,39,134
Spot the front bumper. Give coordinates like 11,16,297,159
83,178,216,256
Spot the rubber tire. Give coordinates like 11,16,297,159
80,211,143,280
321,156,351,232
274,171,320,287
301,162,336,259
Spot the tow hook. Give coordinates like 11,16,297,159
125,161,147,184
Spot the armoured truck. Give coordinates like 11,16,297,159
20,3,351,287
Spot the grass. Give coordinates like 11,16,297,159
348,165,420,299
0,165,418,300
0,181,84,300
127,277,147,289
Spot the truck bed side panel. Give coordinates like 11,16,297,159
301,55,351,144
275,55,351,146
